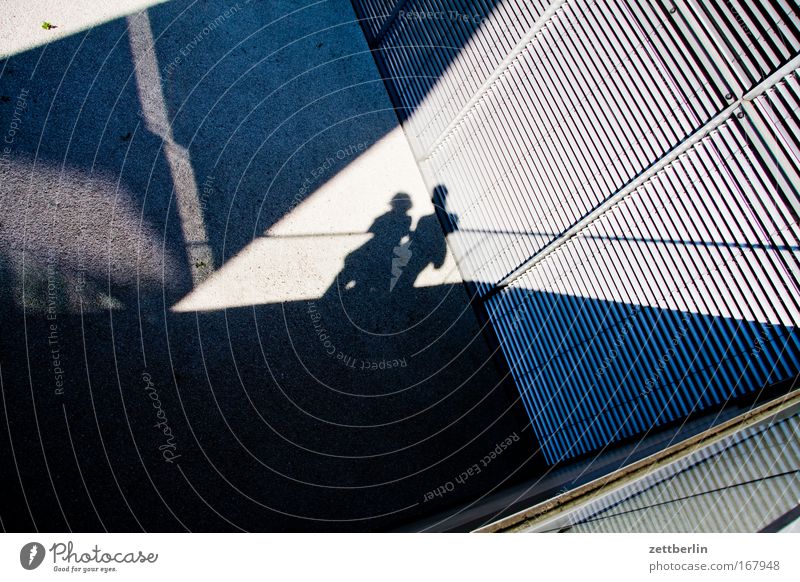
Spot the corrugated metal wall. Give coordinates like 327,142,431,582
527,409,800,532
352,0,800,464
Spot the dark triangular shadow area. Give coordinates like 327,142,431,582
0,274,540,531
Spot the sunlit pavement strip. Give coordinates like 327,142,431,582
0,0,170,59
172,127,462,311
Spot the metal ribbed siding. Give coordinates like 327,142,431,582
378,0,551,156
422,0,736,293
535,411,800,532
351,0,800,465
487,81,800,463
674,0,800,94
352,0,405,40
749,67,800,220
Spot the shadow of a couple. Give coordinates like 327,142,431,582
324,187,458,333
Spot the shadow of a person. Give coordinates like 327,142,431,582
388,212,446,295
336,192,412,294
390,185,460,295
432,184,459,235
322,189,458,333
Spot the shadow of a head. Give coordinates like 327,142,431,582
389,191,413,213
